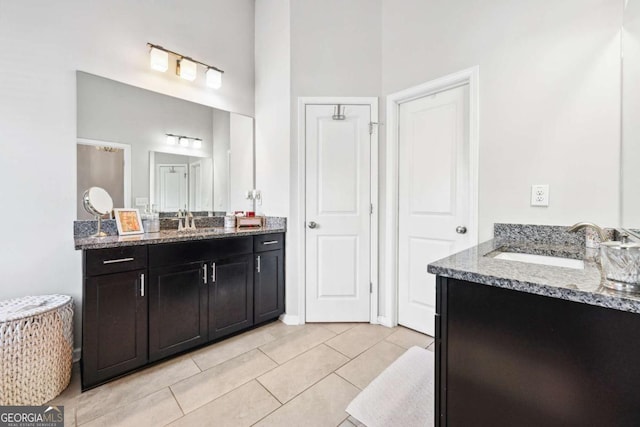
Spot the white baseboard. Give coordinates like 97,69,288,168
377,316,394,328
73,347,81,363
279,313,303,325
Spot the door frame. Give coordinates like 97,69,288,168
381,66,480,328
296,97,379,325
77,138,132,208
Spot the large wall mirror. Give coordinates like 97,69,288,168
622,0,640,234
76,71,254,220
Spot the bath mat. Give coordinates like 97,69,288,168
346,346,434,427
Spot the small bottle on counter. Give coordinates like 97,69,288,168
141,205,151,233
149,204,160,233
142,204,161,233
224,213,236,229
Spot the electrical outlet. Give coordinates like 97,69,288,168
531,184,549,207
135,197,149,207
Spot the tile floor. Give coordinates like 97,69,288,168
49,322,433,427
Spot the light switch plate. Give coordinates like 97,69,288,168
531,184,549,207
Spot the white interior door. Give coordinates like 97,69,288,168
398,85,471,335
158,164,187,212
305,104,372,322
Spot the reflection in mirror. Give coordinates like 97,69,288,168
150,152,213,213
76,71,254,219
77,139,130,220
623,0,640,233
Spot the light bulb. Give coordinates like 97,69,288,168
177,58,197,81
206,68,222,89
166,135,177,145
149,47,169,72
179,137,190,147
193,139,202,149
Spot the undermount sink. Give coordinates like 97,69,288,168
492,252,584,270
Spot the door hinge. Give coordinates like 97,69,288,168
370,204,373,215
368,121,383,135
370,282,373,293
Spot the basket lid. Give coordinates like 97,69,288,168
0,294,72,322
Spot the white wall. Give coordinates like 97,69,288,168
253,0,623,322
0,0,255,347
286,0,383,321
255,0,293,318
255,0,291,218
622,0,640,229
382,0,621,241
378,0,621,318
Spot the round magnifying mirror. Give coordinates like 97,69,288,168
83,187,113,237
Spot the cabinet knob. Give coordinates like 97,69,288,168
456,226,467,234
308,221,318,229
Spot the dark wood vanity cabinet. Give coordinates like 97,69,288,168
81,233,284,390
254,235,285,324
209,254,254,340
148,261,208,362
436,276,640,426
82,247,148,389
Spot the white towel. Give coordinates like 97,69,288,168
346,346,434,427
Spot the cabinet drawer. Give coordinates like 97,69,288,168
254,233,284,253
85,246,147,276
149,237,253,268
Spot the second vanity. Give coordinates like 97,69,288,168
428,224,640,426
75,225,285,390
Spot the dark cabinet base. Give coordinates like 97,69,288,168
148,262,208,362
82,233,285,390
209,254,254,340
82,269,147,389
436,276,640,426
254,249,285,324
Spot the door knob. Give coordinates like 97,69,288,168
308,221,318,229
456,226,467,234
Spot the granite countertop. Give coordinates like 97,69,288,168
75,226,286,250
427,239,640,314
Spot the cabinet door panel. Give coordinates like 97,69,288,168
149,262,208,361
209,255,254,340
255,250,285,324
83,269,147,389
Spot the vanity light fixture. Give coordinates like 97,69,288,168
177,58,197,81
149,47,169,72
206,68,222,89
147,43,224,89
166,133,203,149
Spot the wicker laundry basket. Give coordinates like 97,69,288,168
0,295,74,405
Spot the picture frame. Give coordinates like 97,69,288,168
114,208,145,235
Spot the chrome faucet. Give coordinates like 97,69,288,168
567,222,608,242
